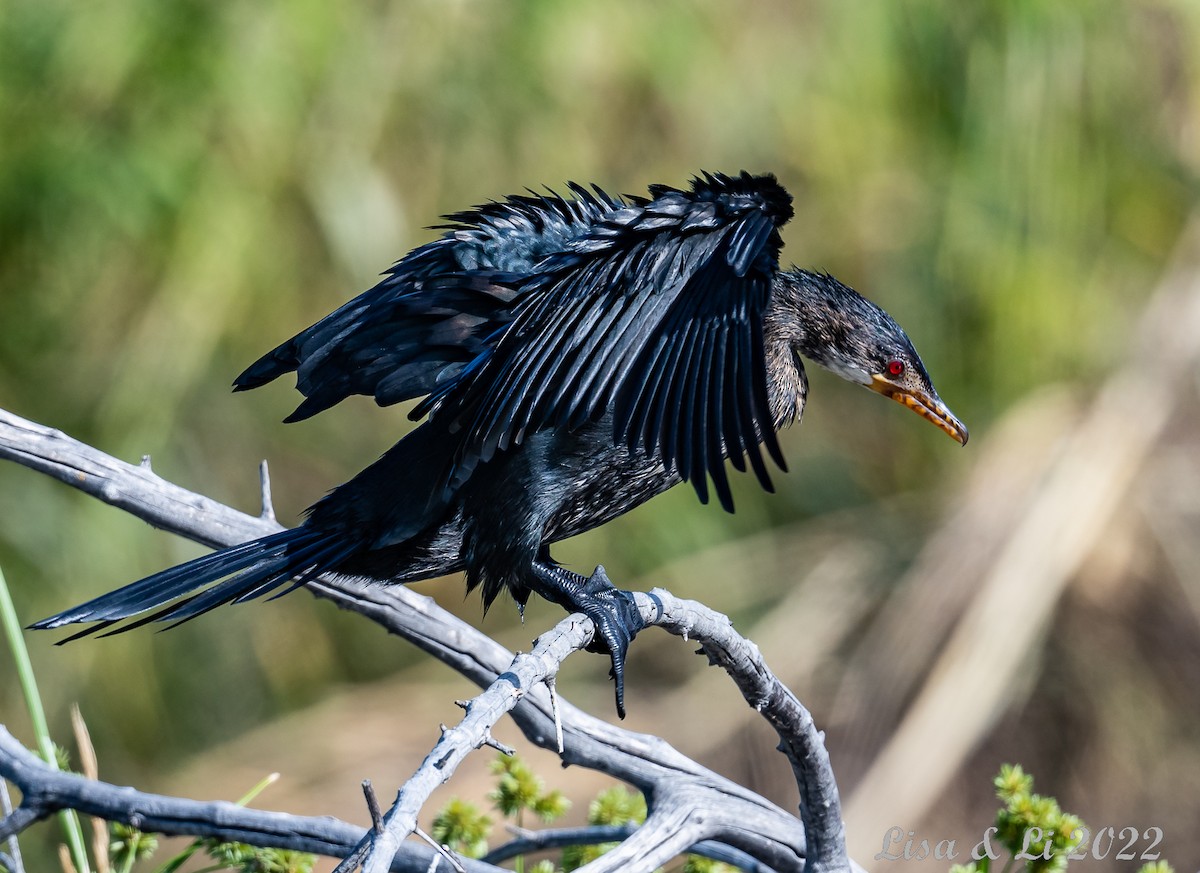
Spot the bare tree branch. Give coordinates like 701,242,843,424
0,774,23,873
344,618,596,873
0,726,500,873
484,824,772,871
0,406,853,872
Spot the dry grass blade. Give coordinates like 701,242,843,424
69,707,109,873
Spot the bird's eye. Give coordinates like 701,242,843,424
886,360,905,377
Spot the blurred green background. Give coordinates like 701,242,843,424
2,0,1199,870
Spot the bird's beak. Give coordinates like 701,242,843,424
869,375,969,445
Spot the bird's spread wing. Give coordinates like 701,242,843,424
234,263,521,422
421,171,795,511
233,183,619,422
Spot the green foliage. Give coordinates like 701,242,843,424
431,753,573,869
428,757,737,872
148,773,296,873
561,786,646,871
1138,862,1175,873
586,785,647,828
949,764,1084,873
109,822,157,873
957,764,1174,873
986,764,1084,873
488,753,571,824
52,742,73,772
682,855,739,873
105,827,316,873
431,797,492,860
196,840,315,873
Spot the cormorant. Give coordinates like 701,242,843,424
34,171,966,715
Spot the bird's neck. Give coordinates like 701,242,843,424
761,313,809,429
767,268,879,392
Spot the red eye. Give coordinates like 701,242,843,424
886,360,905,377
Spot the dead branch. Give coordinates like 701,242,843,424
0,726,497,873
0,406,854,872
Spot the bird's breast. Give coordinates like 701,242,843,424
541,422,681,543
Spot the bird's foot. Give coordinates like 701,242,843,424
578,566,644,717
529,562,645,718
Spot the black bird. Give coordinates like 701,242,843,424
34,171,966,715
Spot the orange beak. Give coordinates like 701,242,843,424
869,374,969,445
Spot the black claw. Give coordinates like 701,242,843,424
529,562,645,718
577,570,643,718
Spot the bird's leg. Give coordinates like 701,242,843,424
528,560,644,718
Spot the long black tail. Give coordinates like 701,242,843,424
30,526,360,643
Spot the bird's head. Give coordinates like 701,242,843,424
773,269,968,445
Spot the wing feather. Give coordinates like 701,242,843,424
702,325,733,509
433,171,794,506
236,171,795,508
234,186,614,421
672,325,711,503
719,323,748,474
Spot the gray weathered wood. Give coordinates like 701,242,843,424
0,726,499,873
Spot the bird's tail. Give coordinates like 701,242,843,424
30,526,360,643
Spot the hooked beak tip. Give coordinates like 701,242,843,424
870,375,968,446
